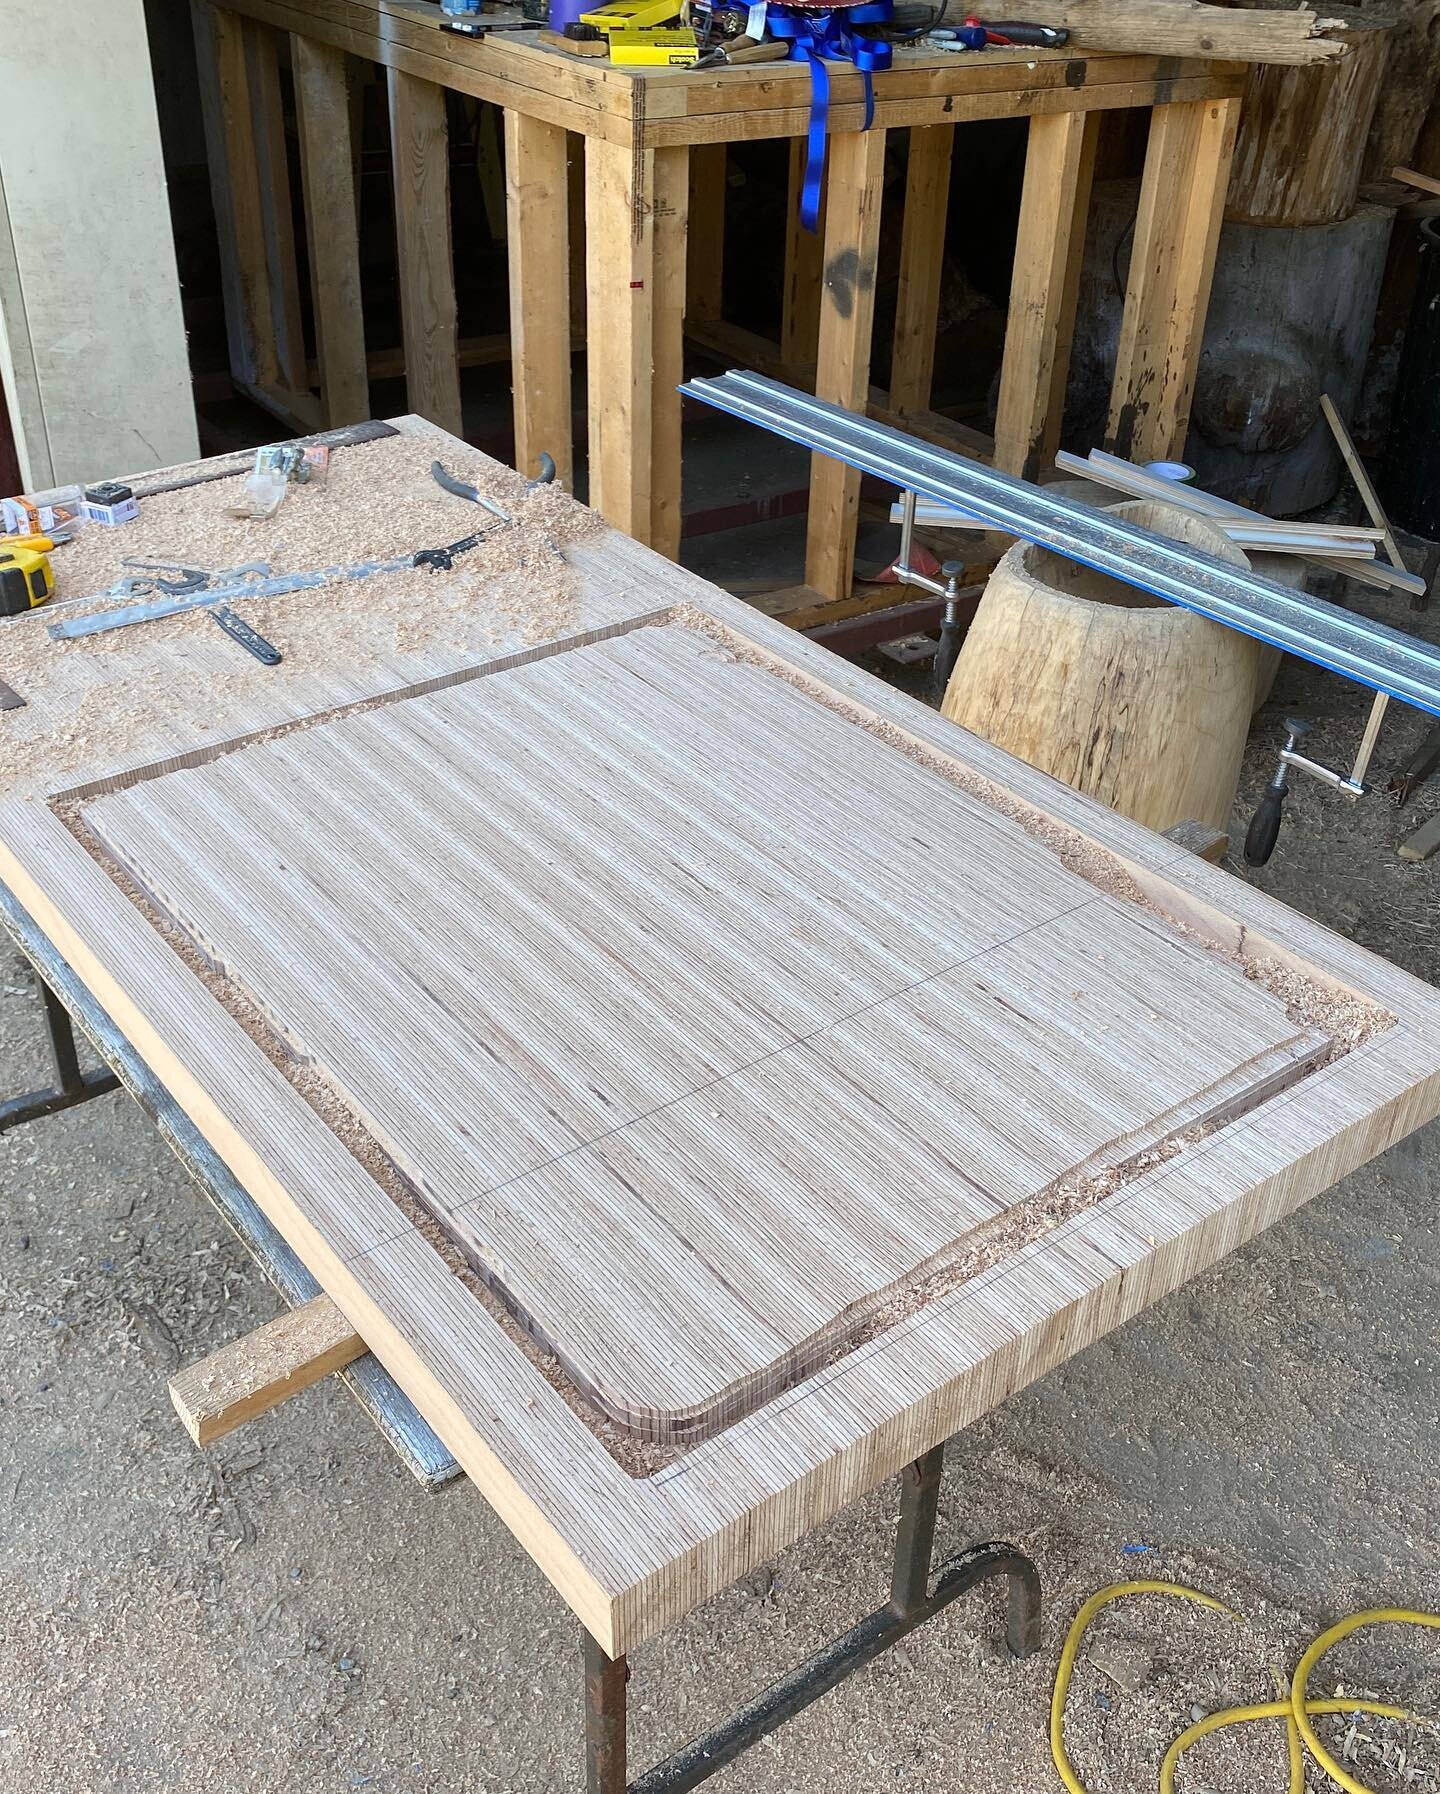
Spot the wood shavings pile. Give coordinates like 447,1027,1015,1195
0,433,604,800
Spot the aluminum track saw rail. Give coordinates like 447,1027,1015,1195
680,371,1440,719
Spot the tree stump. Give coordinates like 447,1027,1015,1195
941,499,1265,834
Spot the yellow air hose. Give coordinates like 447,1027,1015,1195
1049,1582,1439,1794
1291,1609,1440,1794
1049,1581,1237,1794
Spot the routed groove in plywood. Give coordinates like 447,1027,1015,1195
78,622,1331,1443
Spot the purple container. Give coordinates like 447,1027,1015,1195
549,0,588,29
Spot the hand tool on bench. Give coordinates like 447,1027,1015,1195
929,16,1068,47
441,16,542,33
431,460,513,524
694,34,788,63
208,605,284,666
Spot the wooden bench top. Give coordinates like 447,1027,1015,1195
4,419,1437,1655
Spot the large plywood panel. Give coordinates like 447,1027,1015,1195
5,425,1439,1657
81,622,1327,1442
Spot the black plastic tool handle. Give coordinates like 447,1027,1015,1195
209,604,283,665
1244,787,1286,866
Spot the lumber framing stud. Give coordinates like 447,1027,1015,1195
293,34,370,427
993,110,1099,479
687,143,726,326
889,125,955,416
505,111,575,489
804,128,889,602
192,2,279,391
584,137,688,555
1107,96,1241,464
781,138,827,372
387,67,464,436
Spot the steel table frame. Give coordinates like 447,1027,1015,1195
0,876,1042,1791
584,1447,1040,1792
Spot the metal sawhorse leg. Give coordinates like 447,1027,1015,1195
583,1444,1042,1792
0,966,120,1133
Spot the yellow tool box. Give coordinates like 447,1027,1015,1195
578,0,678,29
0,543,54,617
608,23,698,59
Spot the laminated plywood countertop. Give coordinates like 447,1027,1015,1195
3,417,1438,1657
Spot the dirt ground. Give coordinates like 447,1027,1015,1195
3,584,1440,1794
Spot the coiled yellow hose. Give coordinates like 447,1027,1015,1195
1050,1582,1438,1794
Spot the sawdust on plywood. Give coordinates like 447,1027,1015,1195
0,432,603,800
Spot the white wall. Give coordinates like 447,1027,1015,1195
0,0,199,487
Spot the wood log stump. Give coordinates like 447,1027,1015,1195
941,499,1264,834
1226,21,1392,228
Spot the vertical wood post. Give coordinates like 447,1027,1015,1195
1106,96,1240,464
992,110,1098,478
803,128,888,601
585,135,656,545
505,111,575,489
687,142,726,325
889,125,954,415
781,138,826,372
244,21,307,395
651,146,689,560
192,1,278,388
292,35,370,426
387,68,463,436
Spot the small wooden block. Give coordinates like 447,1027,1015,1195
538,28,607,53
1398,811,1440,862
168,1293,365,1447
1393,165,1440,199
1163,818,1229,863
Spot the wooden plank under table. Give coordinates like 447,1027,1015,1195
4,417,1440,1665
192,0,1245,593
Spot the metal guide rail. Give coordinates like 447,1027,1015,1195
680,371,1440,720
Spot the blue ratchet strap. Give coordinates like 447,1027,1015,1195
768,2,893,232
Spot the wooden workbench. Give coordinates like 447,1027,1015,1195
189,0,1246,610
4,414,1440,1766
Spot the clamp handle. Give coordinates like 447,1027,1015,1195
1244,717,1312,867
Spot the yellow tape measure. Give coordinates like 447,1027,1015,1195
0,543,55,616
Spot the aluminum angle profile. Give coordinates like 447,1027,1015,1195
680,370,1440,719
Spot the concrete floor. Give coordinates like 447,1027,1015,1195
3,591,1439,1794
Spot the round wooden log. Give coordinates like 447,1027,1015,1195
941,500,1264,834
1226,23,1391,227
